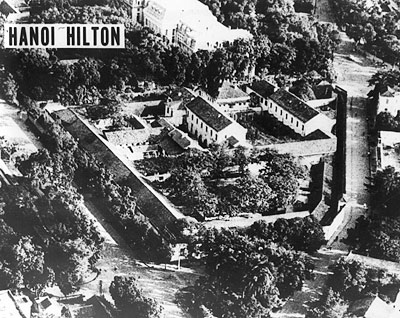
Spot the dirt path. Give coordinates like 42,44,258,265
78,197,203,318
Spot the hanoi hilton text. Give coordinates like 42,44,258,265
6,25,123,48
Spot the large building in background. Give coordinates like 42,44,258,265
132,0,252,51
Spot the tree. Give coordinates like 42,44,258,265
189,227,314,317
110,276,162,318
0,71,18,104
345,215,400,262
289,78,316,101
376,111,399,131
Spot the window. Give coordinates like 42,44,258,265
206,126,208,132
302,124,305,130
280,110,282,116
275,106,277,112
291,118,293,123
270,102,272,108
296,121,299,127
210,130,213,137
196,118,198,124
191,114,193,120
286,114,288,119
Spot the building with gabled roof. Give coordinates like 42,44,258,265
377,86,400,116
185,96,247,147
246,80,278,103
265,88,335,136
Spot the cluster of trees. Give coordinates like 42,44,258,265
110,276,162,318
0,149,104,295
340,166,400,262
199,0,339,75
158,146,306,219
31,113,172,262
331,0,400,64
0,0,341,105
375,111,400,131
182,216,325,317
31,5,130,24
345,214,400,262
306,258,400,317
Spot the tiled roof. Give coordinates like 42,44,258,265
217,81,249,100
186,96,232,132
269,88,320,122
248,80,277,99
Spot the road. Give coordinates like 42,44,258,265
328,32,378,249
275,2,380,316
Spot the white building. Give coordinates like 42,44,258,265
377,86,400,116
266,88,335,137
186,96,247,147
133,0,252,51
214,81,251,119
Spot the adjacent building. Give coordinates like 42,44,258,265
186,96,247,147
377,86,400,116
133,0,252,51
248,81,335,137
267,88,335,136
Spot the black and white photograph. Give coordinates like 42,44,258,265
0,0,399,317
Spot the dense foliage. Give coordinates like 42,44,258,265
110,276,163,318
24,111,172,262
342,167,400,262
156,146,306,219
306,258,400,317
0,149,104,295
331,0,400,64
0,0,340,104
184,226,315,317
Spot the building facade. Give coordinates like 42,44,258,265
266,88,334,136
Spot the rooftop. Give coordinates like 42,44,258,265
217,81,249,101
269,88,320,122
248,80,278,99
186,96,232,132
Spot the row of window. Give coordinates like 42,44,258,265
190,112,215,137
268,101,305,131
